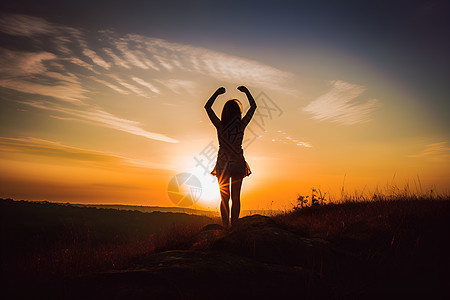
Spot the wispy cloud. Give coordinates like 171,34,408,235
0,78,87,104
109,75,149,97
82,49,111,69
0,49,55,75
0,13,294,144
303,80,381,125
113,39,161,70
0,48,87,103
0,14,293,94
132,77,160,94
69,57,96,72
409,141,450,161
271,130,312,148
103,48,131,69
113,32,294,91
0,136,123,162
156,79,196,95
20,100,179,143
0,136,169,169
0,14,59,37
91,77,130,95
0,13,85,55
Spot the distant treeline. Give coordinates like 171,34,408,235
72,203,219,217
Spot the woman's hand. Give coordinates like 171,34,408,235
216,87,226,95
237,86,249,93
240,85,257,125
205,87,224,128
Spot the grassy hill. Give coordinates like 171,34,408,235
0,198,215,277
1,196,449,298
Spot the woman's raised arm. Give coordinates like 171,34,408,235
204,87,225,128
238,86,257,126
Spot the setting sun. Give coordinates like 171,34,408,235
188,167,221,206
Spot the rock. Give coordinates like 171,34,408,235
200,223,225,231
58,215,364,299
231,214,278,230
212,215,348,276
65,250,329,299
190,223,227,250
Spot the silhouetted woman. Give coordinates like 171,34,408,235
204,86,257,227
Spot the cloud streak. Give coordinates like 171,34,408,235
82,49,111,69
19,100,178,143
303,80,381,125
0,14,60,37
409,141,450,161
272,130,312,148
0,136,169,169
0,14,293,93
0,13,294,144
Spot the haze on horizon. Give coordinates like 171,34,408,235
0,0,449,210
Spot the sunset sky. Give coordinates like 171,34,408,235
0,0,449,210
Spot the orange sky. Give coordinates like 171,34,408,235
0,13,449,211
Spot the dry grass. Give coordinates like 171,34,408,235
11,221,215,278
273,192,450,263
2,190,449,281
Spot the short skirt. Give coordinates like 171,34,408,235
211,159,251,179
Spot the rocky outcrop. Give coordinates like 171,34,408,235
61,215,369,299
67,250,325,299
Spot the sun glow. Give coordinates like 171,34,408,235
188,167,221,208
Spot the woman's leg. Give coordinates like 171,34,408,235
218,174,231,228
230,177,243,225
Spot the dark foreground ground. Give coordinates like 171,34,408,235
2,199,450,299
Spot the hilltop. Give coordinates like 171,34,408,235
1,198,449,299
14,200,281,218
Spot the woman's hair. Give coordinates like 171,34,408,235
221,99,242,125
